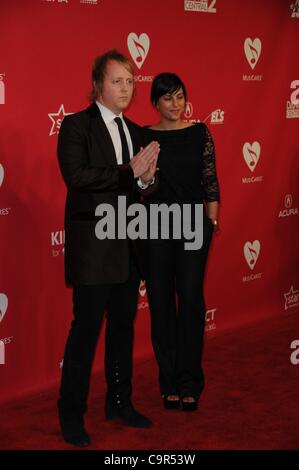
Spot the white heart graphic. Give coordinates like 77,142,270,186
244,38,262,70
139,281,147,297
243,142,260,172
0,293,8,322
0,164,4,187
244,241,261,270
127,33,150,69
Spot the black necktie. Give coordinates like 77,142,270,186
114,117,130,164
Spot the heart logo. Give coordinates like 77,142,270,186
0,164,4,187
0,293,8,322
139,281,147,297
127,33,150,69
244,38,262,70
243,142,260,172
244,241,260,270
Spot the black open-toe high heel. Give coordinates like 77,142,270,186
163,395,180,410
181,397,198,412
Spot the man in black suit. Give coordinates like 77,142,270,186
57,50,159,446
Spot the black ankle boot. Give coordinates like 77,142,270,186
105,398,152,428
59,413,90,447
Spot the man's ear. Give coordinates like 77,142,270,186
93,81,100,99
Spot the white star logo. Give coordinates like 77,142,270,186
284,286,299,310
48,104,72,136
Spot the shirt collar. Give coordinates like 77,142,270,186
96,101,124,125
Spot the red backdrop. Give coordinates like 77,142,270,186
1,0,299,404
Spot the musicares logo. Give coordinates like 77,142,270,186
243,142,260,172
127,33,150,69
291,0,299,18
0,293,8,323
139,281,146,297
244,38,262,70
0,164,4,187
244,240,260,270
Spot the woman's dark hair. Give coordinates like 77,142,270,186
150,73,187,106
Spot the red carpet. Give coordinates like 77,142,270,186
1,313,299,450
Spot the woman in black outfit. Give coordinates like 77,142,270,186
143,73,220,411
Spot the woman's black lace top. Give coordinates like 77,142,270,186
143,123,220,204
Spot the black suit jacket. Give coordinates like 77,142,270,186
57,102,145,285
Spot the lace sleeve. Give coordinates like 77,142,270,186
202,125,220,202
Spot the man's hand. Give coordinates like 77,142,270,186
140,157,159,184
129,142,160,178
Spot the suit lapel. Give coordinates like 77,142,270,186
88,103,118,165
87,103,141,163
